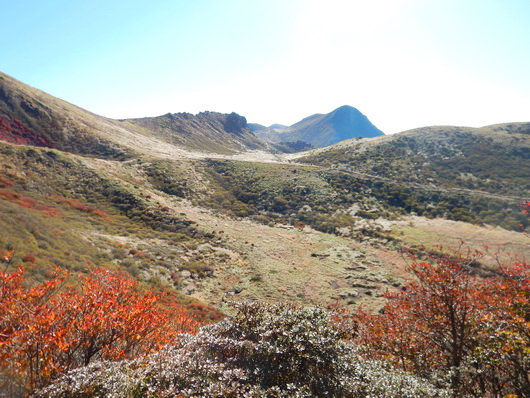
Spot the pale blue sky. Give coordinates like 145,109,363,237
1,0,529,133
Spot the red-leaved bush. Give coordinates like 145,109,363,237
354,247,530,397
0,262,199,395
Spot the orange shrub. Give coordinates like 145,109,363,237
0,265,200,393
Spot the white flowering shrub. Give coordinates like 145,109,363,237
36,301,448,397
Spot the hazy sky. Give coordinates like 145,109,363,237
2,0,529,134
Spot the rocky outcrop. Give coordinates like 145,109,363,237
223,112,247,134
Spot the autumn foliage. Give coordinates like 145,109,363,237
0,254,199,395
52,196,112,220
354,247,530,397
0,189,59,217
0,116,54,148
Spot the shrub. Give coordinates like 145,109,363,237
0,266,199,396
354,247,530,397
37,301,448,397
21,255,36,263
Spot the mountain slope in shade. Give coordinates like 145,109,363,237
254,105,384,148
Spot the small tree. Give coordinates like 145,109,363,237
354,247,530,397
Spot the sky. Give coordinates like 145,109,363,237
1,0,529,134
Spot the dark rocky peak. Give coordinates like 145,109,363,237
223,112,247,134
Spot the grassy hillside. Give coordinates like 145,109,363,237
0,142,224,320
300,123,530,196
1,132,527,313
186,158,526,232
1,71,528,315
1,75,529,398
297,123,530,229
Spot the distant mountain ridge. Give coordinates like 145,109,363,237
0,72,383,156
0,72,275,157
248,123,288,132
253,105,384,148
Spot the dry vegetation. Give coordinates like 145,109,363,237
1,71,529,396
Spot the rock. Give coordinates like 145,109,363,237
223,112,247,134
184,285,196,295
338,290,359,299
350,282,377,289
197,244,213,253
180,270,192,278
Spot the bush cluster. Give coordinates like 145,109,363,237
36,301,447,398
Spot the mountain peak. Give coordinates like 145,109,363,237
333,104,361,112
254,105,383,148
